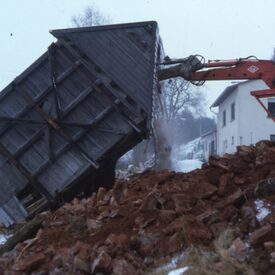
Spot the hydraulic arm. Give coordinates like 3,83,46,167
158,55,275,121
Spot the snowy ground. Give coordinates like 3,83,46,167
254,199,272,221
171,138,204,172
168,266,189,275
151,252,189,274
172,159,203,173
174,137,204,161
0,234,7,245
116,137,205,174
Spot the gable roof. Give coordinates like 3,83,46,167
211,80,257,108
211,83,238,107
201,129,217,138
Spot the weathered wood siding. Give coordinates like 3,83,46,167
0,21,160,226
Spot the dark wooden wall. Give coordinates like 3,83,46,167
0,21,160,226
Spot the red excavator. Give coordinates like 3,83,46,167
158,55,275,121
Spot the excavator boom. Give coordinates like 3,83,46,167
192,58,275,88
158,55,275,121
158,55,275,87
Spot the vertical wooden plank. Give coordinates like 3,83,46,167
2,196,28,224
0,208,14,227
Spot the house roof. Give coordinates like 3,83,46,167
211,80,256,108
210,83,238,107
200,129,217,138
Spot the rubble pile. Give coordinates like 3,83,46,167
1,140,275,274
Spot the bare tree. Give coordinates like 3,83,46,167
152,78,206,169
71,6,111,27
158,77,205,123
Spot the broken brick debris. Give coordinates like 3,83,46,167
1,140,275,273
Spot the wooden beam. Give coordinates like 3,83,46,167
0,215,43,256
45,125,54,163
59,39,142,134
13,128,45,159
32,105,114,178
60,86,94,119
58,39,139,114
0,116,45,125
15,85,100,169
0,61,80,139
0,143,53,201
48,44,62,119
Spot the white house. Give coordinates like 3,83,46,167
201,130,217,160
211,80,275,155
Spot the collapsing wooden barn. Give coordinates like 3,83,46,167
0,21,161,226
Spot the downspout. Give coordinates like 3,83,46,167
210,106,218,155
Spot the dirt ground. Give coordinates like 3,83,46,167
1,140,275,274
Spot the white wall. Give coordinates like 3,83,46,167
216,80,275,155
216,88,239,155
237,80,274,145
202,132,216,160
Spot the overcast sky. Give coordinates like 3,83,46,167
1,0,275,113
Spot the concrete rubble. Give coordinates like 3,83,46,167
0,140,275,274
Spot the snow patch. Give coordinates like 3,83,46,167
173,159,202,172
254,199,271,221
149,252,191,274
168,266,189,275
0,234,7,245
175,137,204,161
171,137,204,172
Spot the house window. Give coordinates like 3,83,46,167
231,102,235,121
240,136,243,145
270,135,275,141
222,110,226,127
223,140,228,149
210,141,215,154
268,98,275,117
231,136,234,145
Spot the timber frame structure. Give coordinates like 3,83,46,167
0,21,161,226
